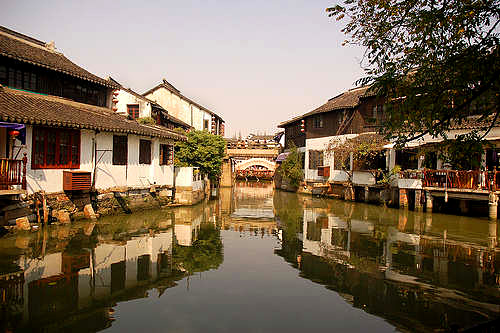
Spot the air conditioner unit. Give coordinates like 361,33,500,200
63,171,91,191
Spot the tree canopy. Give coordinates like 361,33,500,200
175,130,226,180
278,142,304,188
328,0,500,145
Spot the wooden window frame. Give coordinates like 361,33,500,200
112,135,128,165
128,104,140,120
159,144,174,166
31,127,80,169
313,115,323,128
308,150,324,170
139,139,152,164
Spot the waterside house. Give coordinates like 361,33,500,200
278,86,385,183
0,26,204,226
278,84,500,218
143,79,225,135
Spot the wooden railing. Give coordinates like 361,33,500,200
0,153,27,190
399,168,500,191
235,169,274,180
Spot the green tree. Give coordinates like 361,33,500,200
279,142,304,188
328,0,500,146
175,130,226,180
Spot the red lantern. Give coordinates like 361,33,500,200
113,90,119,96
9,130,20,137
112,98,119,103
300,119,305,133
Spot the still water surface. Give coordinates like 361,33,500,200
1,181,499,332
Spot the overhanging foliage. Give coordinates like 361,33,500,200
328,0,500,145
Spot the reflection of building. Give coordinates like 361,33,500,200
0,197,223,332
276,195,500,331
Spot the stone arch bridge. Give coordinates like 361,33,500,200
221,146,280,185
235,158,276,172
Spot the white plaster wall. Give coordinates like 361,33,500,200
331,170,349,182
175,167,198,187
352,171,376,185
192,105,203,130
115,89,152,118
22,126,176,194
397,178,423,189
203,110,212,131
305,134,357,182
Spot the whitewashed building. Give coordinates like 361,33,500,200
143,79,225,136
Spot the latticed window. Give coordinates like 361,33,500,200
127,104,140,119
32,127,80,169
159,144,174,165
313,115,323,128
139,139,151,164
112,135,128,165
308,150,324,169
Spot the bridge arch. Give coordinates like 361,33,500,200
235,158,276,171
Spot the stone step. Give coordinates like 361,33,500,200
0,201,30,212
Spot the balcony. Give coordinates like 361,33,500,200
399,169,500,192
0,154,27,194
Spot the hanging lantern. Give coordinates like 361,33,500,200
112,106,118,111
300,119,305,132
113,90,119,96
9,130,20,137
112,98,119,104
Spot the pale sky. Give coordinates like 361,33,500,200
1,0,365,137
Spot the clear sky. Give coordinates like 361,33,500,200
1,0,365,137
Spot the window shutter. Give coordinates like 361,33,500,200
113,135,128,165
139,140,151,164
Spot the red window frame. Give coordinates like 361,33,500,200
127,104,140,119
32,127,80,169
159,144,174,165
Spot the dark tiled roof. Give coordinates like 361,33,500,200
0,85,186,140
143,80,224,122
278,86,370,127
0,26,118,88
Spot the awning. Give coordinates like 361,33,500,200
276,152,290,162
0,122,25,144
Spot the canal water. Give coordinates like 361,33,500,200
0,181,499,332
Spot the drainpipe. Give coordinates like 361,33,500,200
91,137,97,190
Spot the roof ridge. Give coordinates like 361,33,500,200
0,26,46,47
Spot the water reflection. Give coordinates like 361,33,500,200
0,181,499,332
275,194,500,331
0,204,222,332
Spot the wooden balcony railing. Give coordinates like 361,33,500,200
0,153,27,191
399,168,500,191
235,169,274,180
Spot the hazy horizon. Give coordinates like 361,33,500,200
1,0,365,137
